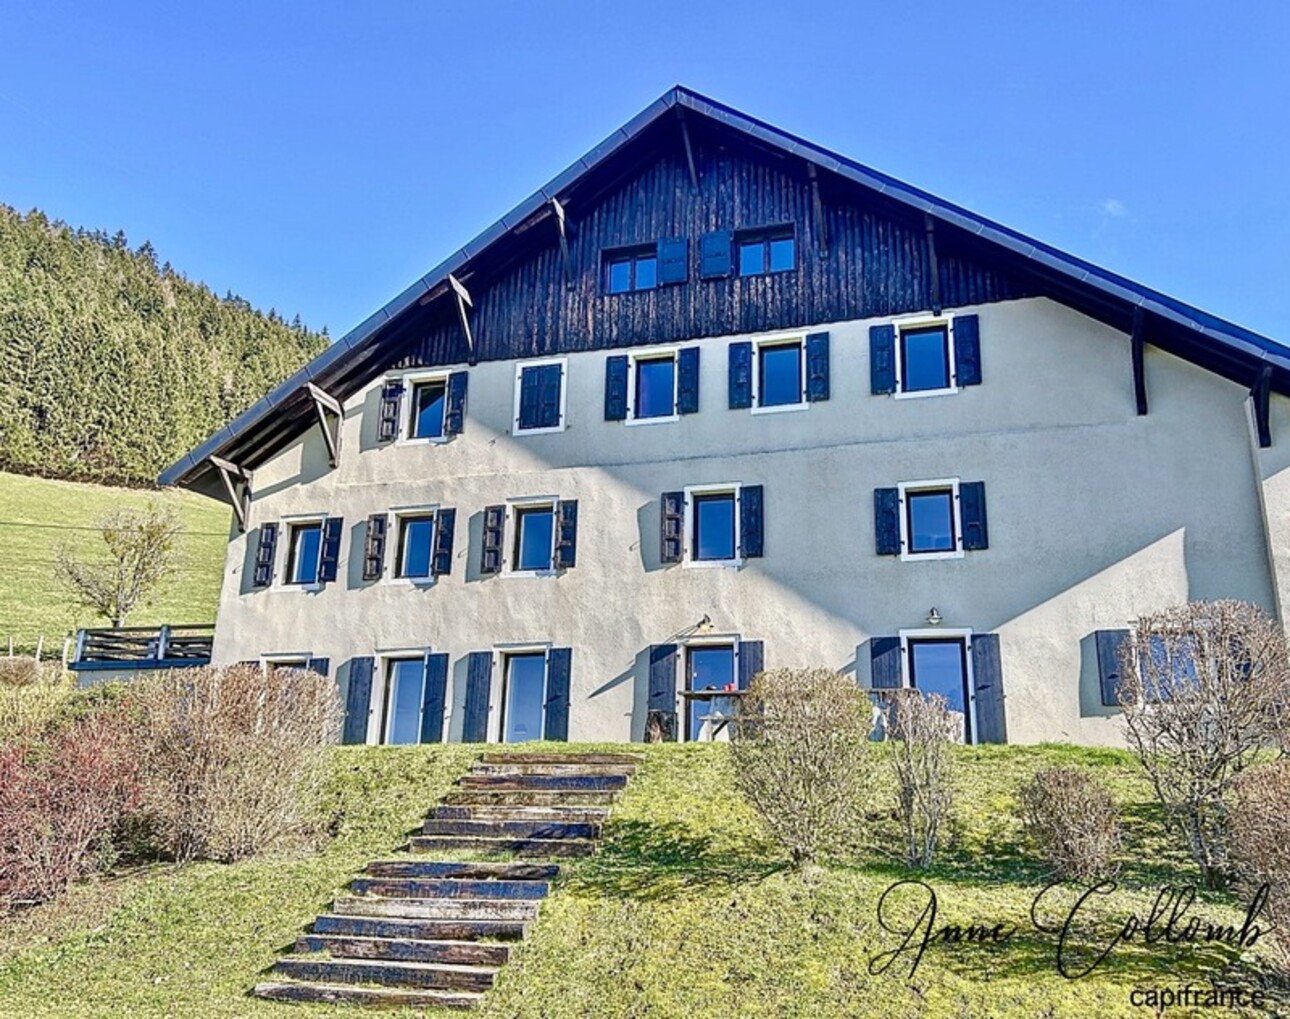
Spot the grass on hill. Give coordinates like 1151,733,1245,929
0,741,1281,1019
0,471,228,654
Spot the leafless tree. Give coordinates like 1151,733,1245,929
1119,600,1290,889
887,689,957,868
54,506,180,627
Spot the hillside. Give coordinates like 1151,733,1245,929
0,471,227,654
0,742,1278,1018
0,204,327,486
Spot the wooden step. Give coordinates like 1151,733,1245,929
273,956,497,992
334,896,539,921
458,773,627,791
421,818,600,839
296,934,511,967
469,762,637,777
364,860,560,881
253,980,482,1009
443,789,619,807
409,835,595,857
434,804,609,823
312,913,528,942
349,877,550,901
478,752,642,766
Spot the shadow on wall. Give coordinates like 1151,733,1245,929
587,647,652,741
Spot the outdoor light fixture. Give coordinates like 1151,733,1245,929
926,607,943,626
696,614,713,632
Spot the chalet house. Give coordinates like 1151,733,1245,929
157,87,1290,748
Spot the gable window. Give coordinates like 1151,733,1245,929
409,379,447,439
737,227,795,277
382,656,427,745
756,340,804,409
633,353,677,420
905,634,972,742
286,521,324,585
899,322,954,395
395,514,435,580
513,503,556,573
604,247,658,294
514,359,567,434
501,651,548,743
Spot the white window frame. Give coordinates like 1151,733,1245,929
368,648,430,746
502,497,560,578
893,314,959,399
682,483,744,569
750,332,808,415
625,346,680,425
513,357,569,435
259,653,311,672
897,478,964,562
488,642,553,743
276,512,327,591
898,628,976,744
388,504,441,586
676,635,741,742
396,370,452,446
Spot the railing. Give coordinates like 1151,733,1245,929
70,624,214,671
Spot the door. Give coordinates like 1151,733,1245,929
383,657,426,745
686,644,736,742
502,652,547,743
907,637,972,743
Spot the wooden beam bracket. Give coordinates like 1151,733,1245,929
1252,364,1273,448
924,213,942,315
1131,307,1149,416
306,382,343,468
676,107,699,190
209,455,252,532
551,198,574,288
448,273,477,365
809,164,828,258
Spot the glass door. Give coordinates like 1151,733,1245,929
907,638,971,742
686,644,736,742
383,657,426,744
502,652,547,743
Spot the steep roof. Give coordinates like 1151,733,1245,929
161,85,1289,496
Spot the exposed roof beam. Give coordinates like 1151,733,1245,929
448,273,476,365
1253,365,1273,448
208,455,252,532
808,164,828,258
551,198,573,288
1131,307,1149,416
676,107,699,190
924,213,941,316
306,382,343,468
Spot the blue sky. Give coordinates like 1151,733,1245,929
2,2,1287,340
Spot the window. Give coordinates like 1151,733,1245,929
756,340,804,409
906,636,972,742
513,504,556,572
633,354,677,420
604,247,658,293
685,644,736,742
692,491,736,562
264,656,308,673
286,522,323,585
898,323,954,394
1138,633,1199,700
408,379,447,439
502,652,547,742
382,657,426,745
514,359,567,433
898,480,963,560
737,228,795,276
395,514,435,580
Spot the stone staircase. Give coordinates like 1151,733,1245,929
253,751,640,1009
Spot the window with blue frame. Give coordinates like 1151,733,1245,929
633,354,676,419
515,361,565,432
692,492,737,562
409,379,447,439
756,341,803,407
512,504,556,572
737,228,795,277
286,522,323,584
899,324,953,393
905,488,956,555
395,514,435,579
604,247,658,293
686,644,736,741
1138,633,1199,700
382,657,426,745
907,638,971,742
503,652,547,742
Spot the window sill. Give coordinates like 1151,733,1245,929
683,558,744,570
893,385,960,401
387,576,438,588
275,581,325,593
501,568,559,579
625,414,680,427
394,435,451,447
751,401,808,415
512,424,566,436
899,548,966,563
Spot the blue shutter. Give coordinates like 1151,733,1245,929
431,508,456,577
660,491,685,564
544,647,572,741
954,314,982,386
480,505,505,575
739,484,764,559
960,482,989,551
305,657,330,677
971,634,1006,744
870,637,902,690
444,371,468,436
647,643,678,742
699,230,732,279
604,355,629,421
377,381,403,442
252,523,278,587
656,237,688,285
805,332,830,402
1095,629,1131,707
677,347,700,415
342,656,374,744
318,516,344,583
420,651,449,743
728,341,753,409
537,363,563,429
517,367,541,430
737,640,764,689
362,514,387,581
554,500,578,569
462,652,492,742
870,324,896,395
874,488,901,555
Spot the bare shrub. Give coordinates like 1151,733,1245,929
129,664,342,862
1119,600,1290,889
1019,766,1121,881
731,667,874,865
0,657,47,688
0,666,76,743
0,709,142,913
54,505,179,626
886,689,956,868
1230,760,1290,973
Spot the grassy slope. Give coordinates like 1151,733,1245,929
0,471,227,653
0,742,1280,1019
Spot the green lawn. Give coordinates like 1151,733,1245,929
0,742,1281,1018
0,470,228,654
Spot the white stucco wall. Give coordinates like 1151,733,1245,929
208,296,1280,746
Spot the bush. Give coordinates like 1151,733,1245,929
1119,600,1290,889
129,664,342,862
1230,760,1290,974
0,664,76,742
0,656,49,687
886,690,956,868
731,667,874,865
1019,766,1121,882
0,709,142,913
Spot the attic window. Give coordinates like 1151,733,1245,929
737,227,795,276
604,246,658,293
